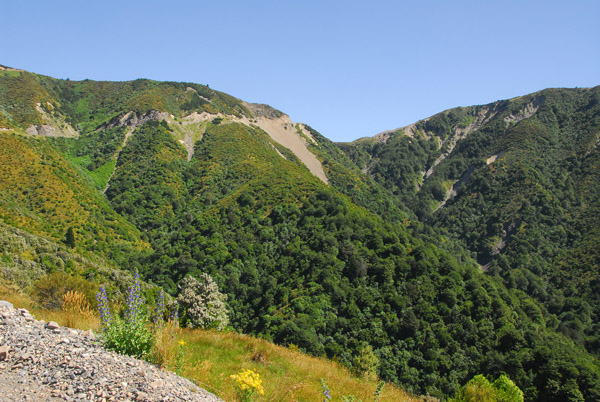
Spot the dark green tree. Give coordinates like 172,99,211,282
64,226,75,248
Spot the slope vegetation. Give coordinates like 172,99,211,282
1,68,600,400
342,87,600,400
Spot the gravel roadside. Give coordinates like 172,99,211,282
0,300,223,402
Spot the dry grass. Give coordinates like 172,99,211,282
151,320,182,368
38,308,100,331
0,280,33,308
176,330,420,402
0,280,100,331
61,290,95,328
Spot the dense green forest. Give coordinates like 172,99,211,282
1,67,599,401
341,87,600,361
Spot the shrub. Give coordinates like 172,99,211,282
449,374,523,402
177,273,229,330
34,272,97,309
352,345,379,380
96,273,153,359
64,227,76,248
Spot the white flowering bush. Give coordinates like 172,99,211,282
177,273,229,330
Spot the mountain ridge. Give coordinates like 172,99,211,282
0,67,329,184
364,87,594,144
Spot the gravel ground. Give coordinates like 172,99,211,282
0,300,223,402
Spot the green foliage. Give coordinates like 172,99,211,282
352,345,380,380
493,375,525,402
0,70,52,127
449,374,523,402
3,69,600,401
33,271,98,310
341,86,600,400
87,158,117,190
105,120,188,235
101,317,154,359
0,70,252,136
0,131,148,265
427,89,600,359
304,124,411,221
86,110,600,400
344,130,440,208
96,273,154,359
64,226,75,248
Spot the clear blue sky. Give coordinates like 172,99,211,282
2,0,599,142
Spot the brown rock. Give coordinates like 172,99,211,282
45,321,60,330
0,344,9,361
149,379,164,389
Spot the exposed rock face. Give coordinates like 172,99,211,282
503,96,545,125
178,109,329,183
0,301,222,402
25,103,80,138
26,124,60,137
100,110,172,131
250,116,329,184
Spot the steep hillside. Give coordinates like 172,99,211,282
108,115,600,399
0,67,329,186
2,67,600,400
343,87,600,362
0,131,148,265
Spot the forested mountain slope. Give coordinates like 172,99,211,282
1,67,599,401
341,86,600,374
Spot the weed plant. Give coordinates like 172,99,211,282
96,272,153,359
230,369,265,401
61,289,94,328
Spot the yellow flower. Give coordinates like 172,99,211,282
178,339,186,346
230,369,265,396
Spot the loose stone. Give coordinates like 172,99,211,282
0,299,222,401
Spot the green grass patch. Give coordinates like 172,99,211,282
89,159,117,190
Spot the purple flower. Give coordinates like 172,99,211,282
125,271,145,324
96,285,112,330
319,379,332,400
170,308,179,328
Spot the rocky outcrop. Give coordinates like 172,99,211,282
249,117,328,183
99,110,171,131
26,125,63,137
0,301,222,402
177,110,329,183
26,103,79,138
503,96,544,126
